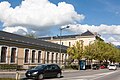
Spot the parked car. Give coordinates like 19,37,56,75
100,65,105,69
108,64,117,70
92,64,100,70
25,64,62,79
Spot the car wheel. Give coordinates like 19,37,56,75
38,74,43,79
57,73,61,78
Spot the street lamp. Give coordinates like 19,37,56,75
59,26,70,65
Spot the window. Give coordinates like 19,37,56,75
51,53,54,63
46,52,49,63
52,65,59,70
0,47,7,63
10,48,17,63
32,50,35,63
24,49,29,63
38,51,41,63
62,54,64,64
69,42,71,47
62,42,63,45
55,53,58,63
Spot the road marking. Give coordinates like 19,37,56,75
45,70,119,80
90,70,119,80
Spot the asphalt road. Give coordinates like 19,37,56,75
0,69,120,80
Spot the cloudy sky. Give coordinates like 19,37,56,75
0,0,120,45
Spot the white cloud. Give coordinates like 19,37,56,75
111,42,120,46
67,24,120,45
68,24,120,35
107,36,117,42
0,0,84,35
3,26,28,35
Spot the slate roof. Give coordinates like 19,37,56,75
39,30,95,40
0,31,68,52
81,30,94,36
39,34,79,40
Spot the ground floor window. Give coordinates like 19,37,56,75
10,48,17,63
32,50,36,63
0,46,7,63
38,51,41,63
55,53,58,63
24,49,29,63
62,54,64,64
46,52,50,63
51,53,54,63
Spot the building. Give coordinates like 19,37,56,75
39,30,101,67
39,30,97,47
0,31,68,69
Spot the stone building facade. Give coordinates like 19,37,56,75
0,31,68,69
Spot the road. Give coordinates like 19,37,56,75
0,69,120,80
46,69,120,80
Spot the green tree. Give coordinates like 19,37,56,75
25,33,37,38
67,41,84,70
84,40,120,65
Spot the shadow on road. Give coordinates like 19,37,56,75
21,76,64,80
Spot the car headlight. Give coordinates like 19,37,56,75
32,71,38,75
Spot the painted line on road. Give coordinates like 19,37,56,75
90,70,119,80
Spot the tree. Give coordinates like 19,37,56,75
25,33,37,38
67,41,84,70
84,40,120,65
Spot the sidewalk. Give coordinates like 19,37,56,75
0,69,79,74
62,69,79,72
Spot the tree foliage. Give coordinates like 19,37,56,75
25,33,37,38
84,40,120,63
67,39,120,65
67,41,84,60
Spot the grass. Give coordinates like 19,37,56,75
0,78,16,80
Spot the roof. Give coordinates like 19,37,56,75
39,34,79,40
0,31,68,52
39,30,95,40
81,30,94,36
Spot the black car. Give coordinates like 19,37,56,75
25,64,62,79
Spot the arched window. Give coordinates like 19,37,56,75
46,52,50,63
32,50,35,63
38,51,41,63
0,47,7,63
24,49,29,63
10,48,17,63
55,53,58,63
51,53,54,63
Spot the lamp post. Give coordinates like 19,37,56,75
59,26,70,65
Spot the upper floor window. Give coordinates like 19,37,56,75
69,42,71,47
62,42,64,45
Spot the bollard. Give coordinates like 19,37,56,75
16,71,20,80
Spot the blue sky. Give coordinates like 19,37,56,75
0,0,120,45
1,0,120,25
50,0,120,25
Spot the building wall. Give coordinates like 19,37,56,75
18,48,24,65
45,36,96,47
0,45,68,69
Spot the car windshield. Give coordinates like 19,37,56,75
34,65,46,70
110,65,115,66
